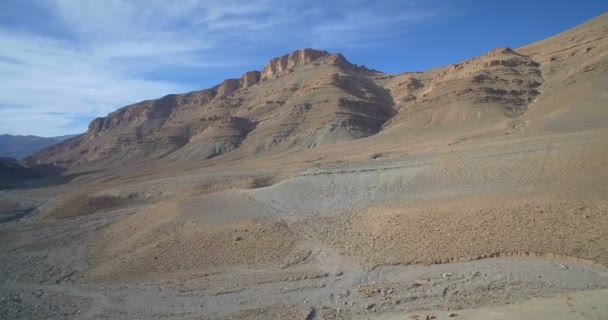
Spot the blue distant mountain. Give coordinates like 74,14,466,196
0,134,79,159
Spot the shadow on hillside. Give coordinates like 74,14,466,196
0,164,102,190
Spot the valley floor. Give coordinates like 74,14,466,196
1,204,607,319
1,128,608,319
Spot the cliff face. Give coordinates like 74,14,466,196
240,71,261,88
261,48,330,80
25,14,608,169
213,71,262,98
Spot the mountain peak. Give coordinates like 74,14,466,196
261,48,331,80
486,46,516,57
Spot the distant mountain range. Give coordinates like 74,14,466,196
0,134,79,159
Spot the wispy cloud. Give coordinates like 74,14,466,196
0,0,439,136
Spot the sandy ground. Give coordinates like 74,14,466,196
377,289,608,320
2,207,608,320
2,127,608,319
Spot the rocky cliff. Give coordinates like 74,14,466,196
261,49,330,80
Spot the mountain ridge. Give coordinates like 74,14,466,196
25,13,608,170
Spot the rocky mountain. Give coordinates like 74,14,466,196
26,50,394,168
0,134,78,160
25,13,608,170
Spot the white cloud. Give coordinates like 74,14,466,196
0,0,437,136
0,31,192,136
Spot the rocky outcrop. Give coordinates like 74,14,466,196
217,79,241,97
216,71,261,98
324,53,350,67
486,46,516,57
261,49,330,80
215,72,261,97
240,71,261,88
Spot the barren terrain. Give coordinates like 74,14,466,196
1,13,608,320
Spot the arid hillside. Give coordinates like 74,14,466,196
24,14,608,171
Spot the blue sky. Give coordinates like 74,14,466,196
0,0,606,137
